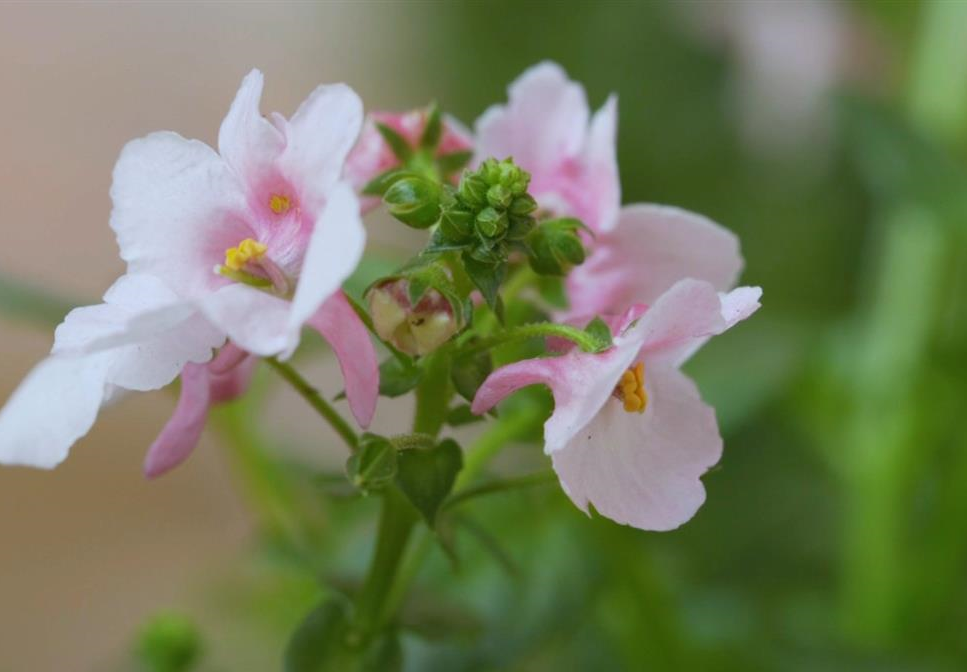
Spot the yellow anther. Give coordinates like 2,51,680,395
224,238,267,271
617,361,647,414
269,194,291,215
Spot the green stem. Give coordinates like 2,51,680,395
352,487,418,637
444,471,556,512
456,401,545,490
455,321,602,359
265,357,359,452
413,351,451,437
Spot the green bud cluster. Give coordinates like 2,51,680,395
435,158,538,265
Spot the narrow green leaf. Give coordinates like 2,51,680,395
361,168,414,197
346,434,397,493
462,255,505,312
419,102,442,150
375,123,413,163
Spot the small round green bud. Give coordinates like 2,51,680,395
509,193,538,216
384,176,442,229
457,173,488,208
486,183,512,209
526,218,588,276
439,205,474,241
136,613,202,672
475,207,508,238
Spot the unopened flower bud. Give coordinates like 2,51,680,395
526,218,588,276
384,176,442,229
457,172,488,208
368,280,460,356
475,207,508,238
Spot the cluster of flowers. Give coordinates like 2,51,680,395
0,63,759,532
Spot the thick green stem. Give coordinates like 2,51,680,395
265,357,359,452
352,487,418,638
413,351,451,437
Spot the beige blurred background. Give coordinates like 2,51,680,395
0,3,429,669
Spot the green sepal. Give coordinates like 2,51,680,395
395,438,463,526
583,316,614,352
419,102,442,150
450,348,493,402
462,255,505,312
445,403,486,427
378,357,422,398
436,150,473,177
361,168,416,197
375,122,413,163
345,434,397,494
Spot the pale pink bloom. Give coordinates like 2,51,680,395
345,109,473,211
476,63,744,318
565,205,744,320
472,279,762,531
475,62,619,235
0,70,378,473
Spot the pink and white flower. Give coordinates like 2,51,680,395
0,70,378,475
475,62,744,317
472,279,762,531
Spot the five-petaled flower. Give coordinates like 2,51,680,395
472,279,762,531
475,62,745,319
0,70,378,476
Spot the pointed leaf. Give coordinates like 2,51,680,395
419,102,442,150
375,122,413,163
396,439,463,526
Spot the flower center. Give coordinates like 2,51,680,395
268,193,291,215
217,237,290,295
616,361,647,414
224,238,267,271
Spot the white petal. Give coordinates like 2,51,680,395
284,181,365,357
280,84,364,212
552,365,722,531
0,354,111,469
218,69,286,186
110,132,247,298
53,275,224,392
200,283,291,357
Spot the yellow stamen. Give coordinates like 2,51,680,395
268,194,291,215
618,361,647,414
224,238,267,271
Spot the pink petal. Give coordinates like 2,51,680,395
474,61,589,172
626,279,762,367
209,355,257,404
284,181,365,356
0,354,111,469
217,69,286,189
552,364,723,531
307,291,379,428
143,362,212,479
566,205,743,319
110,131,247,298
579,94,621,233
279,83,363,213
473,334,641,454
